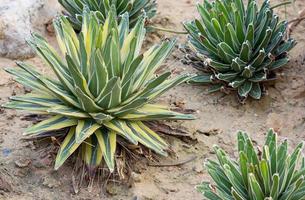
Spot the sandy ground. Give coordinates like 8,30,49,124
0,0,305,199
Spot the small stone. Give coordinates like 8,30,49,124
131,172,141,183
14,169,30,178
0,176,12,192
42,177,61,188
14,158,31,168
106,184,118,195
193,162,204,173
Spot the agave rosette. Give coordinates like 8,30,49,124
184,0,296,101
198,129,305,200
59,0,157,31
3,9,193,171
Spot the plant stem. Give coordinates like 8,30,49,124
148,26,188,34
270,1,292,9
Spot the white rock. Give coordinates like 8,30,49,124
0,0,62,59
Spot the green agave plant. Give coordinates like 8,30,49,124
198,129,305,200
184,0,296,101
59,0,157,31
3,9,194,171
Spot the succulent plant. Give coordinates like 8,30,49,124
183,0,296,102
198,129,305,200
58,0,157,31
3,9,193,172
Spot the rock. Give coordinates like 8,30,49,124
42,177,61,188
131,172,141,183
0,0,62,59
15,158,31,168
0,176,12,192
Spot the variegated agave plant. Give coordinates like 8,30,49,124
59,0,157,31
184,0,296,101
198,129,305,200
3,9,193,171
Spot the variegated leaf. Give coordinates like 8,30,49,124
25,115,77,135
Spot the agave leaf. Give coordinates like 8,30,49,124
260,159,271,194
54,127,81,170
212,18,224,41
218,42,238,61
29,34,76,95
255,29,272,55
197,4,219,43
234,10,245,44
241,66,254,78
126,121,168,155
121,104,194,120
103,120,138,144
47,105,89,118
230,77,246,88
269,58,289,71
255,9,272,47
3,101,49,114
38,76,80,108
143,74,190,101
82,134,103,167
231,188,247,200
240,41,251,62
245,1,257,25
231,58,243,72
223,165,248,198
249,173,264,200
118,12,129,46
5,67,48,93
275,39,296,56
208,59,231,72
96,76,119,103
270,174,280,199
224,25,237,52
190,75,213,84
10,93,62,107
89,112,113,124
88,49,109,97
226,23,241,48
75,119,101,144
249,83,262,99
75,87,103,112
239,151,249,188
95,128,117,172
25,115,77,135
66,54,92,97
266,32,283,54
208,84,223,93
199,183,223,200
217,72,239,82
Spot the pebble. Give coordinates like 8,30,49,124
42,177,61,188
131,172,141,183
14,158,31,168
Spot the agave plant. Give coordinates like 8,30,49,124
3,9,193,172
184,0,296,101
58,0,157,31
198,129,305,200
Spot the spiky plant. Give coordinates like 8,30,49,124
184,0,296,101
3,9,193,172
58,0,157,31
198,129,305,200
